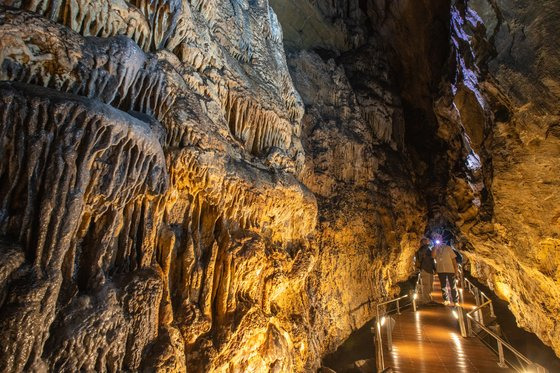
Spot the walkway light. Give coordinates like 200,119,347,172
452,310,459,319
381,316,386,326
413,293,418,300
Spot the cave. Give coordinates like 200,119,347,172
0,0,559,372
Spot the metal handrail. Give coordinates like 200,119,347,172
462,276,548,373
373,267,548,372
464,277,495,318
466,307,546,372
374,275,422,372
374,294,409,372
376,294,409,307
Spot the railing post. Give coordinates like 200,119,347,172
375,309,384,372
373,326,380,372
497,341,507,368
489,302,496,318
386,317,393,352
495,323,501,337
377,320,384,371
396,299,401,315
457,306,467,338
418,273,423,299
467,316,473,337
474,288,481,306
412,293,417,312
476,298,485,326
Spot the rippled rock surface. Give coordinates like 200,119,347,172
0,1,424,371
0,0,558,371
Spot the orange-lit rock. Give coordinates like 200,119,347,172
286,47,425,363
0,2,316,371
1,0,559,371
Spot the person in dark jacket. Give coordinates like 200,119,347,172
414,238,435,304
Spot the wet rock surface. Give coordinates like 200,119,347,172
0,0,559,371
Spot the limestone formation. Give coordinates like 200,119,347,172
0,0,559,371
0,2,318,371
286,46,424,361
456,0,560,356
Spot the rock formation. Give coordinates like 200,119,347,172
0,2,318,371
456,0,560,356
0,0,558,372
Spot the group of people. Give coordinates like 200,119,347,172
414,237,460,306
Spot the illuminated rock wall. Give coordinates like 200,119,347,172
389,0,560,358
0,1,424,371
0,2,316,371
1,0,557,370
287,46,424,362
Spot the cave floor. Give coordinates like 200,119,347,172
382,278,513,373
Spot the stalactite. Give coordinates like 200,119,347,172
0,11,180,123
0,81,167,371
7,0,151,50
0,1,437,372
128,0,182,50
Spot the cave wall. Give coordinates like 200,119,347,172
1,0,557,370
0,1,426,371
298,0,560,359
287,45,424,361
455,0,560,356
0,2,317,371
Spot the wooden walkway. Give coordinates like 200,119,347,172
381,277,513,373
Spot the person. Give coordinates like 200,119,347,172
414,238,435,304
432,238,459,306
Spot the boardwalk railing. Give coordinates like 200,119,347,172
373,275,422,372
373,269,549,372
460,272,548,373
